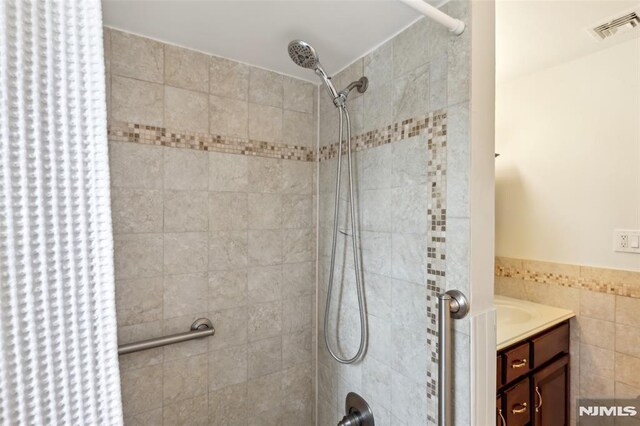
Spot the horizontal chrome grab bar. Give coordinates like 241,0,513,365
118,318,215,355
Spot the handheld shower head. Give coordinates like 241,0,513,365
287,40,338,99
287,40,319,69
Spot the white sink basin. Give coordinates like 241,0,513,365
495,295,575,350
495,300,535,325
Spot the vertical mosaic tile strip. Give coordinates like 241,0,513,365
426,112,448,411
495,257,640,299
317,109,448,162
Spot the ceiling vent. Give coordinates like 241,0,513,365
591,11,640,40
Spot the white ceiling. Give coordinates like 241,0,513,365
102,0,430,82
497,0,640,82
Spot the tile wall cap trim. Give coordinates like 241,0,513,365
495,256,640,299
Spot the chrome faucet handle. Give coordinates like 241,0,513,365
338,393,374,426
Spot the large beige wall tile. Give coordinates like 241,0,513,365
163,232,208,274
124,408,163,426
249,68,283,108
163,272,208,319
249,103,283,143
164,190,208,232
111,30,164,83
283,110,314,148
111,188,163,234
208,383,248,426
209,307,248,349
209,230,248,271
392,18,429,78
248,265,282,304
247,156,282,193
162,354,208,404
247,371,283,415
615,323,640,358
282,195,313,229
109,142,163,189
210,56,249,101
615,381,640,398
120,364,163,417
394,64,429,123
248,193,281,230
209,192,248,231
208,345,248,391
282,330,312,369
209,95,248,138
165,44,209,92
248,229,283,266
579,372,614,398
163,148,208,191
281,262,314,299
580,343,614,377
209,152,248,192
248,336,282,379
615,353,640,389
111,76,163,126
616,296,640,328
209,269,248,311
580,290,615,321
164,86,208,133
282,295,313,334
282,161,313,195
114,233,163,280
283,76,314,114
283,229,314,263
116,277,163,327
248,300,282,341
578,316,614,349
163,395,208,426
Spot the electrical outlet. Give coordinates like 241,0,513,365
614,230,640,253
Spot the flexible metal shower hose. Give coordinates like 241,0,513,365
323,105,368,364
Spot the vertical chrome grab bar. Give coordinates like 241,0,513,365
438,290,469,426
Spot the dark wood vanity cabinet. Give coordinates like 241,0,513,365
496,321,570,426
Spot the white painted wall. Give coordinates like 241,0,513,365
496,38,640,271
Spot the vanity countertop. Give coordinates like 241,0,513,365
495,295,575,350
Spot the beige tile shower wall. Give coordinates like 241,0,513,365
316,2,471,424
104,28,317,425
495,257,640,425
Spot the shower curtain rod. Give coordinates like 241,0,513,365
398,0,466,35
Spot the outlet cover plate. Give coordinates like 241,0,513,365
614,229,640,253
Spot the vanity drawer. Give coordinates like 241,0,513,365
504,342,530,384
532,322,569,368
497,355,503,387
504,377,531,426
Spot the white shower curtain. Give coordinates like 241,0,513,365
0,1,122,424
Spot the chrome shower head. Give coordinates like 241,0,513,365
287,40,338,100
288,40,319,69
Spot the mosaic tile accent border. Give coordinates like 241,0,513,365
108,121,316,161
495,257,640,299
317,109,447,162
425,111,448,407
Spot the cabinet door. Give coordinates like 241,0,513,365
505,377,531,426
497,396,506,426
532,355,569,426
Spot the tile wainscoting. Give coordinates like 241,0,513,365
495,257,640,425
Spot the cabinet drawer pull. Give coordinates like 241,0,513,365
535,386,543,412
498,408,506,426
511,359,527,369
512,402,528,414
